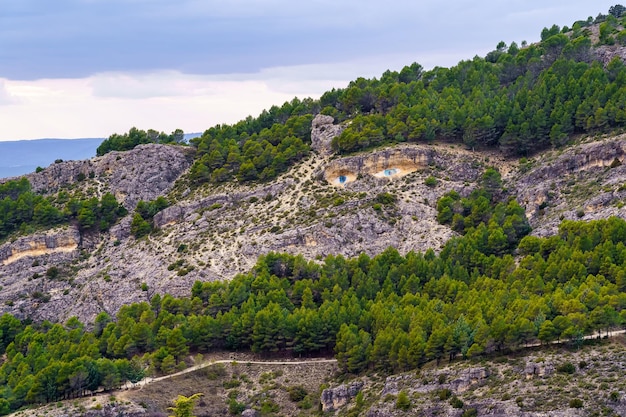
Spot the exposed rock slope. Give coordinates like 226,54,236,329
23,143,194,209
1,131,626,323
511,134,626,236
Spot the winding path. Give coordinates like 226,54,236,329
122,357,338,390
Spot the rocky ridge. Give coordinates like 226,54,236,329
1,126,626,323
21,143,194,210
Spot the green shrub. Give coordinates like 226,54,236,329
46,266,60,279
287,386,308,402
449,396,464,409
375,192,397,205
437,389,452,400
557,362,576,374
461,408,478,417
424,176,438,187
228,399,245,415
569,398,583,408
395,390,411,411
260,400,279,413
298,396,312,409
223,379,241,389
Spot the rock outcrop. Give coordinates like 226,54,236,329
320,381,364,412
311,114,345,155
323,145,435,185
24,144,193,209
0,227,80,266
594,44,626,66
523,361,555,379
83,404,151,417
449,367,490,392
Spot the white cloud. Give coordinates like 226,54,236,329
89,71,200,99
0,65,344,140
0,80,20,106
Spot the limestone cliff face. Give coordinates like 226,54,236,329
0,227,81,320
0,228,80,266
0,144,194,321
594,44,626,66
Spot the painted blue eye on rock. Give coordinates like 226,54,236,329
383,168,398,177
338,175,347,184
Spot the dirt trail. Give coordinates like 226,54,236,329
122,357,338,390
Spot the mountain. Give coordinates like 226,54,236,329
0,138,103,179
2,8,626,417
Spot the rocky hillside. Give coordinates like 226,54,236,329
1,114,626,324
320,337,626,417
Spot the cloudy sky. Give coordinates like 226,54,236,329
0,0,618,141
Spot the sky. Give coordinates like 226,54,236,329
0,0,619,141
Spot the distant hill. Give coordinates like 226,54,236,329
0,138,103,179
0,133,200,179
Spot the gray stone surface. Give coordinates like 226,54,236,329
321,381,364,412
310,114,345,155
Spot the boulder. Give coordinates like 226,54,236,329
524,361,555,379
320,381,364,412
311,114,345,155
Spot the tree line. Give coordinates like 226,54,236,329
187,110,313,184
326,18,626,155
96,127,186,157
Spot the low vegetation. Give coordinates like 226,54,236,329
96,127,186,156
